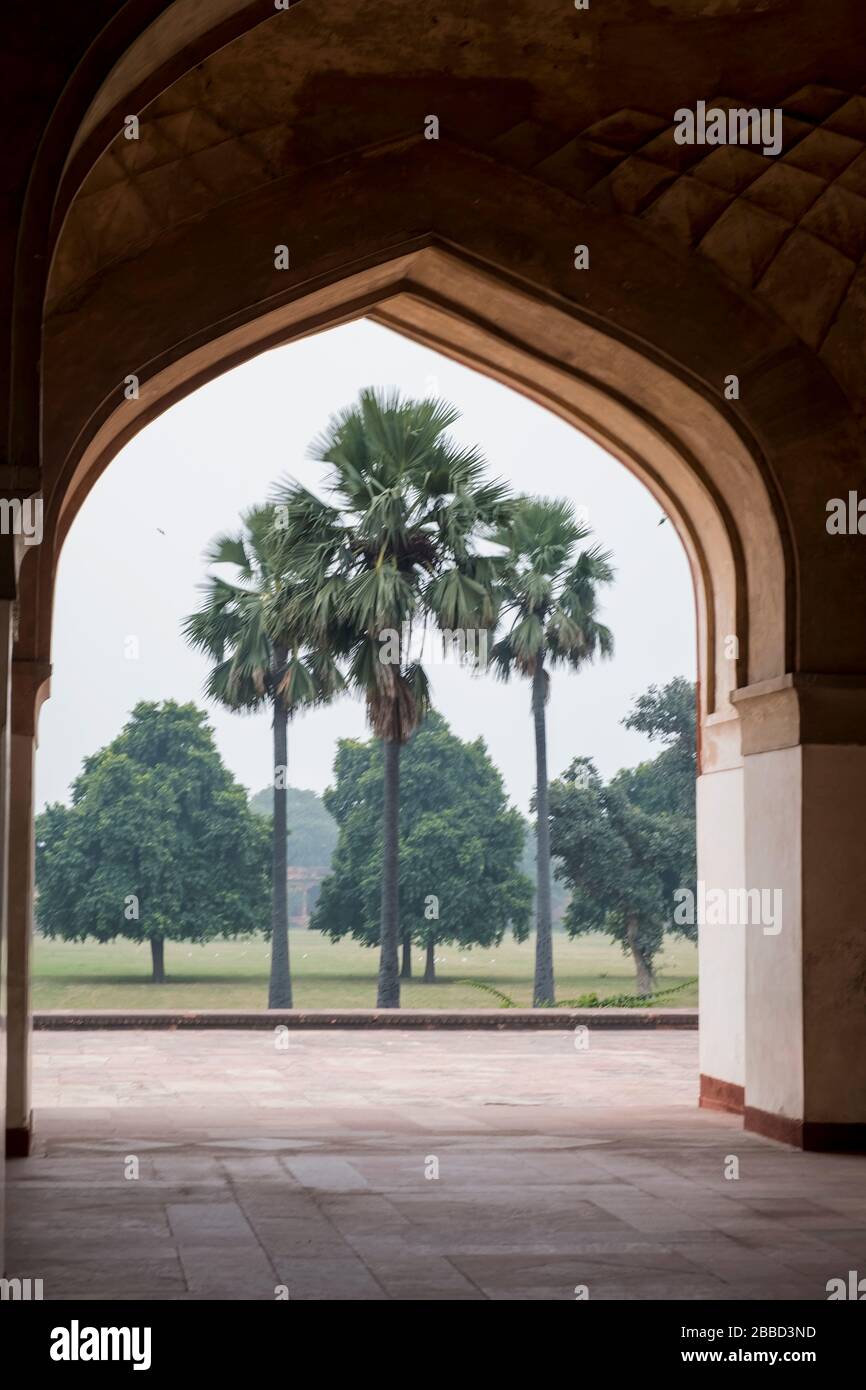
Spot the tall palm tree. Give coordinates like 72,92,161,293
271,388,512,1008
490,497,614,1007
183,504,343,1009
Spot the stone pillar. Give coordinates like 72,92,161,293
6,659,48,1159
697,709,746,1115
734,676,866,1150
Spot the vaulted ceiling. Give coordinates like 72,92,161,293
40,1,866,416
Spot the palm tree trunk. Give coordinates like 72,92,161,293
150,935,165,984
625,912,655,995
423,933,436,983
268,697,292,1009
400,932,412,978
532,659,555,1007
377,737,401,1008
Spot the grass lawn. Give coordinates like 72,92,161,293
31,931,698,1011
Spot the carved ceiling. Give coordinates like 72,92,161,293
47,1,866,416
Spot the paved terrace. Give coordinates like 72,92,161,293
7,1031,866,1300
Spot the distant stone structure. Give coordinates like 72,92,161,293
286,867,330,929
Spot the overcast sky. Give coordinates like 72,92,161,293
37,319,695,817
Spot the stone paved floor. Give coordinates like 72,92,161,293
7,1030,866,1300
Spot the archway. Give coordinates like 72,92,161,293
33,315,700,1011
7,236,808,1155
7,0,866,1180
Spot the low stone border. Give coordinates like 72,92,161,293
33,1008,697,1030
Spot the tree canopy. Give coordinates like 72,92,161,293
548,679,696,994
616,676,696,819
35,701,270,981
271,388,512,746
313,711,532,977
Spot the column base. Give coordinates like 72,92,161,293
744,1106,866,1152
5,1114,32,1158
699,1073,744,1115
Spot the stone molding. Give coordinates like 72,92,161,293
10,659,51,739
31,1009,699,1031
732,672,866,752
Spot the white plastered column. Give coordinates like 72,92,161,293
735,677,866,1149
697,709,746,1114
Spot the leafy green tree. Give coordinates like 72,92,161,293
490,496,614,1006
617,676,696,818
314,712,532,981
35,702,270,982
272,389,513,1007
183,504,343,1008
548,679,696,994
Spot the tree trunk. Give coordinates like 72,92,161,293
268,696,292,1009
532,659,555,1007
377,738,401,1008
626,913,655,996
150,935,165,984
400,933,412,978
423,934,436,983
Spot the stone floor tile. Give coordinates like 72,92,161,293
8,1031,865,1301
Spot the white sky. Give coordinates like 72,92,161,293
37,319,696,817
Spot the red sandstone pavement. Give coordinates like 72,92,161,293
7,1030,866,1300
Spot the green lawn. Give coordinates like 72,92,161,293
31,932,698,1010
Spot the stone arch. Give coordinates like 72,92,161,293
7,0,866,1161
31,239,788,727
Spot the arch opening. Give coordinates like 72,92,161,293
35,315,701,1014
32,245,789,752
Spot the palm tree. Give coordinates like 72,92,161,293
490,497,614,1007
271,388,512,1008
183,504,343,1009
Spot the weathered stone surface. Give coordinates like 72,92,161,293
7,1031,865,1301
758,230,856,349
640,173,730,245
700,199,791,289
